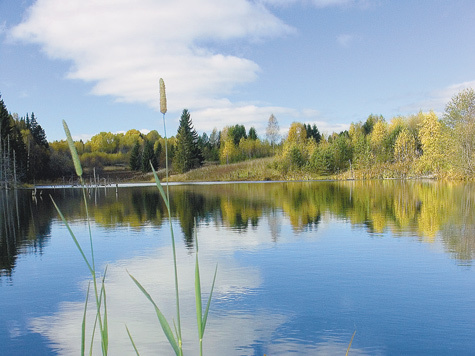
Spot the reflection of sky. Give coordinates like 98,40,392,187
26,214,366,355
3,203,474,355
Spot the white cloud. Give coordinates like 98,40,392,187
400,80,475,115
9,0,355,138
262,0,370,8
337,33,354,47
10,0,293,114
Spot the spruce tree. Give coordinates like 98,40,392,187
141,140,155,172
129,141,141,171
173,109,203,173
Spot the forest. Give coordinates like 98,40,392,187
0,87,474,187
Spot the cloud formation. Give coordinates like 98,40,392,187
400,80,475,116
10,0,292,114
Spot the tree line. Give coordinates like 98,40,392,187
1,87,474,185
1,95,50,187
276,88,475,179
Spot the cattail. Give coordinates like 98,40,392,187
62,120,83,177
159,78,167,114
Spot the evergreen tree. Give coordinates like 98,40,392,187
304,124,321,143
173,109,203,173
29,112,49,148
141,139,155,172
248,127,258,140
0,95,28,184
228,124,247,145
129,141,141,171
153,141,162,168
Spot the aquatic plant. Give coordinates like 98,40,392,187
127,78,217,356
51,120,109,355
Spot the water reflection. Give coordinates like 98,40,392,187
27,220,366,355
2,181,474,355
0,190,52,277
2,180,475,278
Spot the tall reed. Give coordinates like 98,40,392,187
50,120,109,355
127,78,217,356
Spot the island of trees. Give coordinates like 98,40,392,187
1,87,474,187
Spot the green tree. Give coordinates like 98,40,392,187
304,123,321,143
173,109,203,173
248,127,258,140
141,140,155,172
129,141,141,171
228,124,247,146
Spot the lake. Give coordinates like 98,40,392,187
1,181,474,355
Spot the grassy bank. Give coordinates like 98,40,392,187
166,157,333,182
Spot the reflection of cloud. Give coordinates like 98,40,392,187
267,336,368,355
28,212,360,355
28,239,268,355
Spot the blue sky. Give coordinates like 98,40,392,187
1,0,474,142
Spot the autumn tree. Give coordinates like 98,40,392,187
443,88,475,174
219,126,240,164
370,118,389,163
418,111,448,174
281,122,314,169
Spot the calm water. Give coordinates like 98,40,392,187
1,181,474,355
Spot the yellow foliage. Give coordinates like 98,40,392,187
286,122,307,145
394,128,416,163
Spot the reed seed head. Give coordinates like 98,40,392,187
62,120,83,177
159,78,167,115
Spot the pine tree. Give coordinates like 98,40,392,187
173,109,203,173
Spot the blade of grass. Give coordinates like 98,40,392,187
128,271,180,355
50,196,93,274
201,264,217,335
151,165,170,212
100,267,109,354
345,330,356,356
81,282,91,356
195,245,203,338
194,220,217,355
125,326,141,356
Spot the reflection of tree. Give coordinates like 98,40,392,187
267,208,282,242
170,188,210,248
0,190,52,277
3,181,475,276
439,185,475,263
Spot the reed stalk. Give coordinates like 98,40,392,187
51,120,109,356
128,78,216,355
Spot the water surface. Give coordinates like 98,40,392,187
1,181,474,355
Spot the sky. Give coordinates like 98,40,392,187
1,0,474,142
